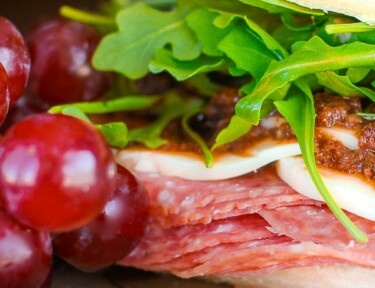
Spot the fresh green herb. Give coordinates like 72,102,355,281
186,9,232,57
275,80,368,243
357,112,375,120
185,74,221,97
57,106,128,148
149,49,225,81
49,96,159,114
93,2,201,79
238,0,322,14
128,93,202,148
182,110,214,168
212,115,252,150
60,5,116,27
236,36,375,124
96,122,128,147
59,106,91,122
218,25,279,81
326,22,375,34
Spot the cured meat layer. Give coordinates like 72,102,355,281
120,166,375,278
138,166,320,227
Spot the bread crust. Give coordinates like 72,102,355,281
205,265,375,288
285,0,375,24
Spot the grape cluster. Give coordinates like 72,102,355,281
0,17,150,287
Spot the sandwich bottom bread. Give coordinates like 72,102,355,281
207,265,375,288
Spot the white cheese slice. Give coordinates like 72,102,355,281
319,127,359,150
116,140,301,181
277,156,375,221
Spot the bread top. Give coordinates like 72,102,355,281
285,0,375,24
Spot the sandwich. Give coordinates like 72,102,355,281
28,0,375,287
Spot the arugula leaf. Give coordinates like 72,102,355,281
149,49,225,81
60,106,91,122
236,36,375,125
185,74,220,96
280,13,317,32
218,26,278,81
56,106,128,148
243,17,288,58
357,112,375,120
316,71,375,100
102,0,177,14
346,67,372,83
182,110,214,168
212,115,252,150
212,11,288,59
49,96,159,114
128,93,202,148
60,5,116,28
93,2,201,79
326,22,375,34
187,9,232,57
275,81,368,243
190,0,281,17
238,0,323,15
96,122,128,147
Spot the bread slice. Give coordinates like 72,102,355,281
206,264,375,288
285,0,375,24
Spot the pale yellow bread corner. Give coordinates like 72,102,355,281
206,265,375,288
285,0,375,24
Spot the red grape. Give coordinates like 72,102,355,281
26,18,111,105
0,64,10,125
0,113,116,232
53,165,149,272
0,211,52,288
0,93,49,134
0,17,31,107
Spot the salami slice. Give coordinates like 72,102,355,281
259,205,375,246
121,213,375,278
121,166,375,278
137,166,320,227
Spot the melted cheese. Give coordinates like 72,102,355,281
277,156,375,221
116,140,301,181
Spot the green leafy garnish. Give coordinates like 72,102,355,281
218,25,278,81
96,122,128,147
186,9,232,57
49,96,159,114
316,71,375,100
326,22,375,34
357,112,375,120
240,0,323,15
128,93,202,148
60,5,116,28
212,115,252,150
236,37,375,124
182,110,214,168
150,49,225,81
57,106,128,148
59,106,91,122
93,2,201,79
275,81,368,243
